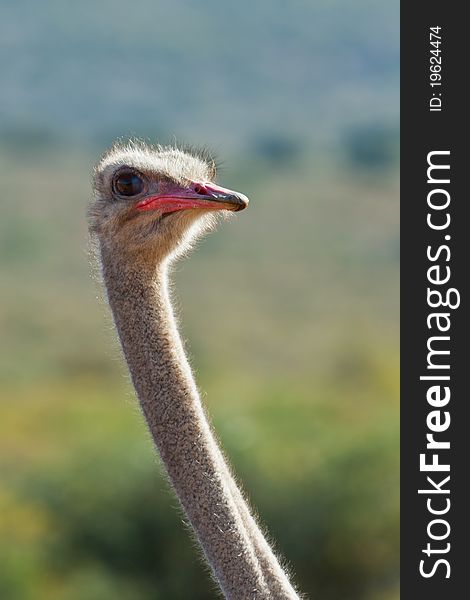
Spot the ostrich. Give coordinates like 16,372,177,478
88,140,301,600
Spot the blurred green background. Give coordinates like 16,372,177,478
0,1,399,598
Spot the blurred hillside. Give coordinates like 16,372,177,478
0,0,398,151
0,1,398,599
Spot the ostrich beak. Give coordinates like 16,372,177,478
135,182,249,214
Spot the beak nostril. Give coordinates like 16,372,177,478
189,182,249,211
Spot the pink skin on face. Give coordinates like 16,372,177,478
135,181,248,214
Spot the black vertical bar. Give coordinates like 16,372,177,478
401,3,468,598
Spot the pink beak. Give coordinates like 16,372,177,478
135,181,249,215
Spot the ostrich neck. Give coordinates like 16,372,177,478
100,246,299,600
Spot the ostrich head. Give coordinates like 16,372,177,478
89,140,249,263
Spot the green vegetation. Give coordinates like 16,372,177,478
0,148,398,599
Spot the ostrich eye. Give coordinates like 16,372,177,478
113,171,144,197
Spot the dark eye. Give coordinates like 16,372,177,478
113,171,144,197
